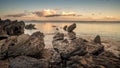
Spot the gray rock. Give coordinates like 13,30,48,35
9,56,49,68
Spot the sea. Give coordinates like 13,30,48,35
25,21,120,48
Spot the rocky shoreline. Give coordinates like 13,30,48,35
0,19,120,68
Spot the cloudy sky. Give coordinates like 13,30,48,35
0,0,120,21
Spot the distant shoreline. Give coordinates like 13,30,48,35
25,20,120,23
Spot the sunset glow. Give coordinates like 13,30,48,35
0,0,120,21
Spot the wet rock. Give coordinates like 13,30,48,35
8,31,45,58
94,35,101,44
9,56,48,68
67,23,76,32
53,33,64,41
25,24,36,30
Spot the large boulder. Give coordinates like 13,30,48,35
0,31,45,59
9,56,49,68
5,21,25,35
0,19,25,37
8,31,45,58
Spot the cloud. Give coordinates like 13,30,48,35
104,16,116,19
32,9,56,17
45,14,61,17
5,13,26,17
61,11,76,16
33,9,79,17
5,9,80,18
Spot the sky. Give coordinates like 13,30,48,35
0,0,120,21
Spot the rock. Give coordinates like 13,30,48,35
25,24,36,30
85,42,104,56
0,19,25,36
0,37,16,59
0,31,45,59
67,31,76,40
94,35,101,44
5,20,25,35
67,23,76,32
0,35,8,40
63,25,67,31
9,56,49,68
8,31,45,58
93,51,120,68
41,49,61,68
0,59,9,68
53,33,64,41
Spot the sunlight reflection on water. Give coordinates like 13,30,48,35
25,22,120,48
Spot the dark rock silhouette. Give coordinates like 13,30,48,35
67,23,76,32
63,25,67,31
94,35,101,44
0,19,25,39
25,24,36,30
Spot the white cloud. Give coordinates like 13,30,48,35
61,11,76,16
33,9,57,17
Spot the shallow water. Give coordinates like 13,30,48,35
25,21,120,48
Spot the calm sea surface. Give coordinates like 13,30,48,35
25,21,120,48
